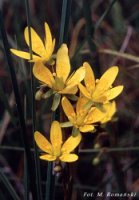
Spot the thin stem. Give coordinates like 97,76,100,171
24,0,42,199
24,155,29,200
45,0,72,199
45,112,56,200
83,0,102,77
59,0,68,45
83,0,96,52
79,147,139,153
1,145,139,153
59,0,72,46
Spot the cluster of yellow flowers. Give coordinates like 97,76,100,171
11,23,123,163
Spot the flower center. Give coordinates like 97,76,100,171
53,76,65,91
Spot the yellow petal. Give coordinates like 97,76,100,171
61,97,76,121
86,107,104,123
109,101,116,116
60,154,78,162
34,131,52,154
66,66,85,87
10,49,40,60
94,66,119,95
50,121,62,155
44,23,54,60
52,39,56,53
33,62,54,87
40,154,56,161
84,62,95,93
79,125,95,132
76,96,88,114
61,133,81,153
92,95,107,103
107,85,124,100
101,101,116,123
44,23,52,50
100,66,119,86
56,44,70,83
59,86,78,94
78,83,91,99
24,27,46,57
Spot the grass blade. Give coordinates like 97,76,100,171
83,0,96,52
24,0,43,200
99,49,139,63
59,0,72,45
45,163,55,200
59,0,68,45
83,0,100,77
0,169,20,200
95,0,118,30
24,95,29,200
24,153,29,200
45,107,58,200
0,10,37,200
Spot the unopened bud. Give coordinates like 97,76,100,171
35,90,43,101
94,143,101,149
92,157,100,165
54,165,62,173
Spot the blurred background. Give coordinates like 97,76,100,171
0,0,139,199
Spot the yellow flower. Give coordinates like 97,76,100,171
33,44,85,94
34,121,81,162
10,23,55,63
61,96,104,133
33,44,85,110
79,62,123,104
100,101,116,124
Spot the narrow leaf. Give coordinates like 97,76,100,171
0,170,20,200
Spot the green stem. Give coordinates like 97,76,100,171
24,155,29,200
45,163,55,200
83,0,96,52
24,0,42,199
45,0,72,199
59,0,72,45
45,112,56,200
59,0,68,45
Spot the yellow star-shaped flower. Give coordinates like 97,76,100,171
61,96,104,133
33,44,85,94
33,44,85,110
11,23,55,63
79,62,123,104
34,121,81,162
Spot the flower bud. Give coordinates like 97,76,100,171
94,143,101,149
35,90,43,101
92,157,100,165
54,165,62,173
